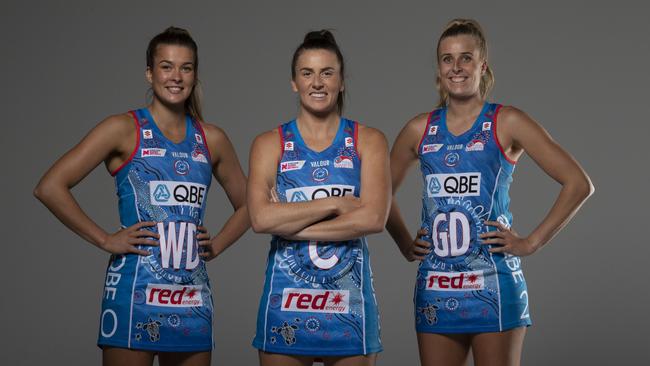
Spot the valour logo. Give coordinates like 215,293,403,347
141,148,166,157
345,137,354,148
150,181,207,207
281,288,349,314
146,284,203,307
334,156,353,169
422,144,443,154
428,125,439,135
284,141,294,151
426,173,481,197
286,185,355,202
143,129,153,139
280,160,306,172
426,271,485,291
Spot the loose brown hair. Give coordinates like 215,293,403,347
146,26,203,121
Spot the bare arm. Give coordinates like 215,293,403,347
33,114,158,255
198,123,251,260
385,114,432,261
480,106,594,256
289,126,391,241
247,129,354,236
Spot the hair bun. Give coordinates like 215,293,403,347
303,29,337,45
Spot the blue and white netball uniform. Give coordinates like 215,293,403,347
98,108,214,351
252,119,382,356
415,102,531,333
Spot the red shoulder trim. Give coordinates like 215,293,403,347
417,111,435,155
353,121,361,160
491,104,517,165
194,119,213,164
277,124,284,154
111,111,140,176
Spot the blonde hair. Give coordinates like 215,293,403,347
435,19,494,108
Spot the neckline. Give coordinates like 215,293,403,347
441,102,489,139
143,108,191,145
292,117,345,154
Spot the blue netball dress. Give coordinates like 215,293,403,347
252,119,382,356
97,108,214,351
414,102,531,333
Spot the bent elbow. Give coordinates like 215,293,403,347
33,181,53,203
576,175,595,201
250,215,269,234
362,213,386,236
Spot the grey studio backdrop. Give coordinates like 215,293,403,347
2,0,648,365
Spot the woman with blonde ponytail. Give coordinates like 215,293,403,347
386,19,593,365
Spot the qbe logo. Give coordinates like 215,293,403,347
146,284,203,307
426,271,485,291
426,173,481,197
286,184,355,202
280,160,306,172
150,181,207,208
281,288,349,314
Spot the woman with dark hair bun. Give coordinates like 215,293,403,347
248,30,390,366
34,26,249,365
386,19,593,366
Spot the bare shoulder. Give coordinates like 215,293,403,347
98,112,137,136
357,124,388,147
198,121,229,144
497,105,537,129
404,112,430,132
81,113,137,152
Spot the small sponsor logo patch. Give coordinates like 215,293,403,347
465,140,485,152
143,129,153,139
444,152,460,167
334,156,354,168
141,148,166,157
482,122,492,131
191,149,209,163
195,133,203,144
146,284,203,307
280,160,306,172
312,167,329,182
422,144,443,154
284,141,294,151
281,288,349,313
426,271,485,291
174,160,190,175
345,137,354,148
428,125,439,135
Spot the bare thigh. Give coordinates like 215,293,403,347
417,332,471,366
159,351,211,366
323,353,377,366
259,351,314,366
102,347,155,366
471,327,526,366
